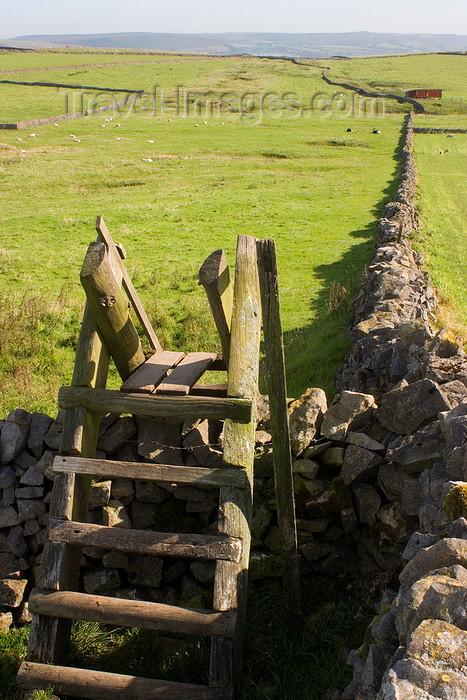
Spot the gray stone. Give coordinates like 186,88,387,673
135,480,170,504
296,517,330,533
249,552,282,579
346,431,385,451
377,502,407,542
407,618,467,675
111,478,134,502
288,387,327,455
395,573,467,643
173,485,207,501
340,444,382,485
386,422,444,473
130,501,158,529
138,417,184,465
35,450,56,481
251,504,273,539
292,458,320,479
321,391,376,441
98,416,137,453
0,578,27,607
293,474,324,499
6,525,27,557
0,465,15,489
0,506,21,528
341,506,358,533
88,481,112,509
402,532,437,561
359,642,395,700
377,379,451,435
0,409,31,464
371,610,398,646
399,538,467,589
102,500,132,528
190,560,215,583
381,656,467,699
14,487,44,499
27,412,53,457
23,518,41,537
186,497,217,513
299,541,333,561
127,556,163,587
19,464,44,486
102,551,129,569
182,419,223,467
304,481,351,518
17,499,46,521
2,484,15,507
83,568,121,594
43,418,63,450
0,553,27,577
320,447,345,467
353,483,381,525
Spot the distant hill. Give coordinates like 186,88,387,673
2,31,467,57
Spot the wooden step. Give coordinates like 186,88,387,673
58,386,252,422
28,589,237,638
48,520,243,562
18,661,233,699
120,350,185,393
155,352,217,395
53,456,248,489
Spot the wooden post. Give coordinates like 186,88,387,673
210,236,261,691
27,305,110,664
80,241,145,381
256,238,301,620
96,216,162,352
199,249,233,367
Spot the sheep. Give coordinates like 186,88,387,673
346,127,353,132
372,129,381,134
148,139,154,143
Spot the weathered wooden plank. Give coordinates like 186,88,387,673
190,383,228,397
58,386,252,422
199,249,233,367
256,238,301,621
120,350,185,393
28,589,237,638
80,241,145,381
27,306,109,665
210,235,261,691
96,215,162,352
156,352,217,395
18,662,233,700
53,456,248,489
49,521,242,562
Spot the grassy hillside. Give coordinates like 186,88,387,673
0,52,404,415
315,53,467,114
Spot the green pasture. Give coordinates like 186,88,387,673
413,114,467,328
0,103,403,413
315,53,467,114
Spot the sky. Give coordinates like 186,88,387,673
1,0,467,38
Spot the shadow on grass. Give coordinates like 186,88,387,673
280,123,406,399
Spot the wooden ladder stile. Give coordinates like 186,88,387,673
18,229,262,700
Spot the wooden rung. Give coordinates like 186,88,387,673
156,352,218,395
190,383,228,397
28,589,237,638
58,386,252,422
53,456,248,489
18,661,233,699
49,521,243,562
120,351,185,393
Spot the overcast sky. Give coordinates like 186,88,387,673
2,0,467,38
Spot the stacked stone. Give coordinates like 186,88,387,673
336,113,439,397
0,408,55,631
344,397,467,699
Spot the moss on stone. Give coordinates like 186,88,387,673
444,483,467,521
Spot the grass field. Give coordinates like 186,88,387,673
413,114,467,332
314,53,467,114
0,50,405,414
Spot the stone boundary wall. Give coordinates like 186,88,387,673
0,94,141,130
321,71,425,113
337,114,467,699
413,127,467,134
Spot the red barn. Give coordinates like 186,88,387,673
405,89,443,99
